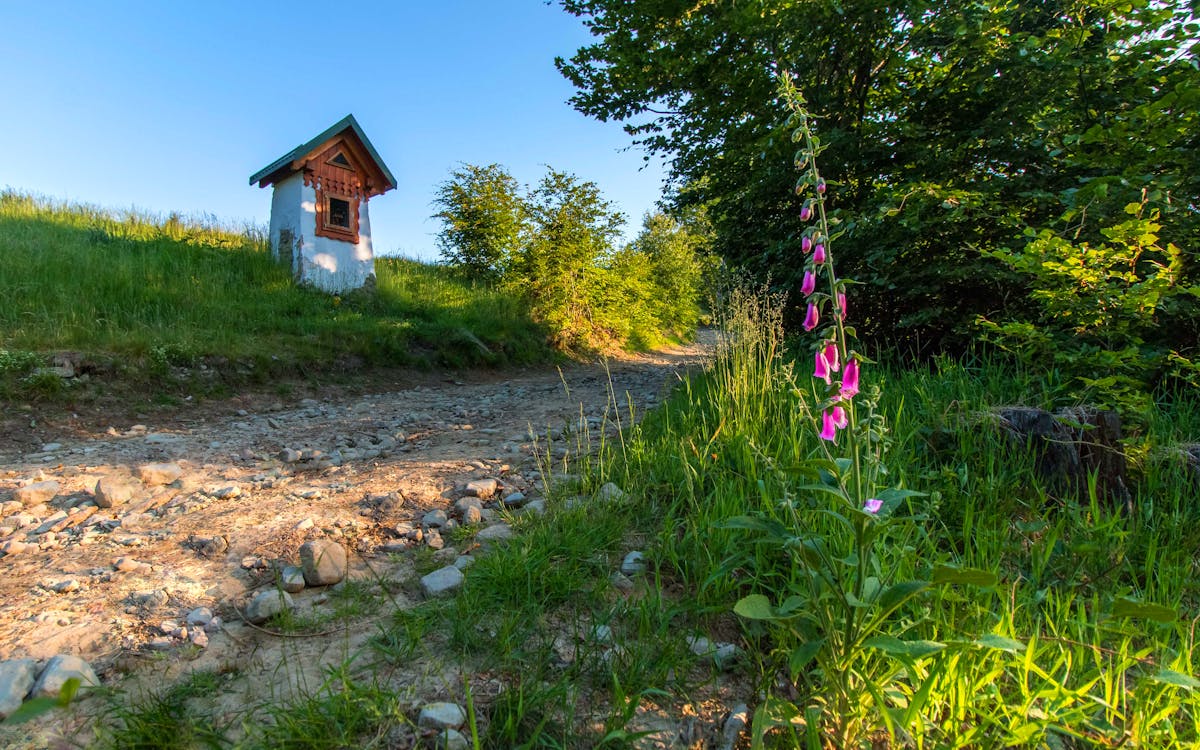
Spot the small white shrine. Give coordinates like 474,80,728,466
250,115,396,293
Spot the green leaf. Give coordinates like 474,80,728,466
734,594,789,621
717,515,791,540
974,634,1026,653
932,565,998,587
863,635,947,659
789,639,825,676
1113,597,1178,623
793,483,849,501
1148,669,1200,689
878,580,929,611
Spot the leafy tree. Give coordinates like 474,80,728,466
432,163,524,280
629,209,714,336
557,0,1200,358
515,168,626,349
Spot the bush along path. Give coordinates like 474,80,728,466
0,334,762,749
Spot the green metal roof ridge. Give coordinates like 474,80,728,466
248,114,396,191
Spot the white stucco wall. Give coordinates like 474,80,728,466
268,175,376,294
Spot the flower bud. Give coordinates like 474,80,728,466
813,244,826,264
802,302,819,332
801,270,816,297
802,236,812,254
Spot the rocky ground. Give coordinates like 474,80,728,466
0,334,750,748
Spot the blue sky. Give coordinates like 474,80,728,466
0,2,665,259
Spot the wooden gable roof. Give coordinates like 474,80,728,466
249,115,396,198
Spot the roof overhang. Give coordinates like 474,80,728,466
249,114,396,195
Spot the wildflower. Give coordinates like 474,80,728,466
822,342,840,372
803,303,819,331
802,235,812,254
837,292,847,320
863,498,883,514
840,359,860,399
816,178,827,195
819,410,837,442
813,243,826,264
832,405,848,429
800,203,813,222
814,347,831,384
801,270,816,296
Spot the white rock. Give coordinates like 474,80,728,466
29,654,99,699
621,551,646,576
596,482,626,503
94,476,140,509
418,701,466,729
0,659,38,719
420,566,464,598
280,566,306,593
464,478,498,498
14,480,59,507
185,607,214,628
244,589,294,624
136,463,182,486
299,539,347,586
437,728,470,750
475,524,513,543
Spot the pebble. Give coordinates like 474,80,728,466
459,505,481,525
299,539,347,586
621,551,647,576
95,476,140,508
0,659,38,719
475,523,513,543
293,518,315,532
501,491,527,508
422,509,448,528
452,555,474,571
425,530,445,550
437,729,469,750
51,579,81,593
113,556,141,573
30,654,100,699
210,485,242,499
523,499,547,517
687,636,739,669
280,566,306,593
244,589,294,624
136,463,182,486
420,566,464,597
464,478,498,498
418,701,466,729
190,629,210,648
596,482,626,503
0,540,31,556
14,480,60,507
185,607,214,628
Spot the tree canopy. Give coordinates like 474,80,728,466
557,0,1200,362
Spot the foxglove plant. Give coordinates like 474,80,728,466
726,75,996,749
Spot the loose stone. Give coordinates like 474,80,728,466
0,659,38,719
422,509,448,528
299,539,347,586
418,701,466,730
244,589,294,624
437,729,469,750
14,480,60,507
475,523,513,543
596,482,626,503
621,551,646,576
464,478,498,498
94,476,140,509
420,566,464,598
185,607,214,628
280,566,306,593
136,463,182,486
501,491,527,508
30,654,100,699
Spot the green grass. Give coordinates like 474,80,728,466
0,190,554,399
601,291,1200,747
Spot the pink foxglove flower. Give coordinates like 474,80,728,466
863,498,883,514
813,244,826,264
832,405,848,429
822,342,840,372
814,347,831,384
816,178,827,194
800,204,813,222
802,236,812,253
801,270,816,296
819,411,837,442
837,292,847,320
840,359,860,399
802,303,819,331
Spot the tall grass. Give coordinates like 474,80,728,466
611,288,1200,747
0,190,552,392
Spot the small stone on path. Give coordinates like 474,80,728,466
299,539,347,586
280,566,306,593
136,463,182,486
14,480,59,507
418,701,466,729
464,478,498,498
621,551,646,576
437,729,469,750
30,654,99,699
0,659,38,719
94,476,140,509
475,523,513,543
596,482,626,502
420,566,464,598
244,589,294,624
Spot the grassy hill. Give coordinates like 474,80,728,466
0,191,554,400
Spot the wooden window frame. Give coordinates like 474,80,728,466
314,189,360,243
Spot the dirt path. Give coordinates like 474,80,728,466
0,335,717,746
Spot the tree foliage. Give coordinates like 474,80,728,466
432,163,524,280
557,0,1200,361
